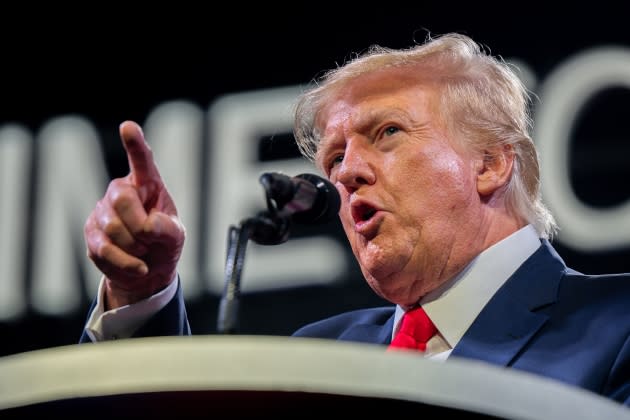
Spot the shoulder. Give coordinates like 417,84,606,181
292,306,395,341
528,240,630,307
560,271,630,308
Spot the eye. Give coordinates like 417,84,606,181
383,126,400,136
329,154,344,170
323,153,344,177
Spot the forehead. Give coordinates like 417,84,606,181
315,66,439,134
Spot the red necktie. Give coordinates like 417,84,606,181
388,306,437,352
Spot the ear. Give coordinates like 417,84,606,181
476,145,514,196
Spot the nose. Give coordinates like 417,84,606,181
336,140,376,192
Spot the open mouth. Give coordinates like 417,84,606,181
352,203,377,224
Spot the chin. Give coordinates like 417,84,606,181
367,275,419,307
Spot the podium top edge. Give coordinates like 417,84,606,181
1,335,628,419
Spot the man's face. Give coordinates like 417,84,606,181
315,67,486,307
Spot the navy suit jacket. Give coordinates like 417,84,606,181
81,240,630,406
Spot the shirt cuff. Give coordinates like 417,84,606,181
84,275,179,342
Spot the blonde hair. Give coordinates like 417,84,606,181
293,32,558,239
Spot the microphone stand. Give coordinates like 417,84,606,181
216,222,250,335
216,178,292,334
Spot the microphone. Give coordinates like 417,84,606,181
217,172,340,334
258,172,341,225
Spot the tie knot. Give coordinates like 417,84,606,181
388,306,437,352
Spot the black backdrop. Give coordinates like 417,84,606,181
2,5,630,356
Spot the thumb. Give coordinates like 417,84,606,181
140,211,186,246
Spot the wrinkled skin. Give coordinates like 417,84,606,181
315,66,521,308
85,67,520,311
84,121,185,309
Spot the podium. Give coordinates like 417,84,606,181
1,336,628,418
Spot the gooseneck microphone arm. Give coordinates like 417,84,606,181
216,222,250,334
216,180,289,334
216,171,341,334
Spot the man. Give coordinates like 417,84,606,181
82,33,630,405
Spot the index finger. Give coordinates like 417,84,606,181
119,120,162,187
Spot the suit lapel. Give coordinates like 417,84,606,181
451,240,565,366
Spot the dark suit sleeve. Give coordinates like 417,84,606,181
79,277,191,343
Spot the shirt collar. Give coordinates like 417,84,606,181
393,225,542,347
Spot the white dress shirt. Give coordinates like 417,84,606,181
391,224,542,360
84,275,178,341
